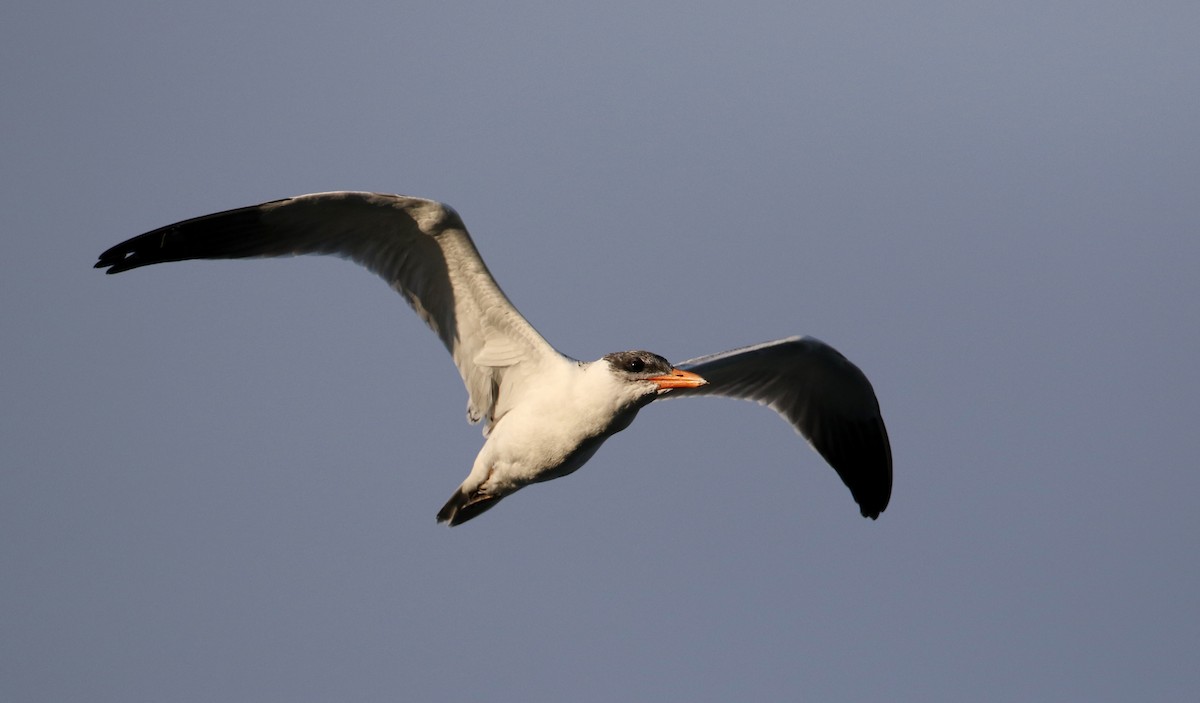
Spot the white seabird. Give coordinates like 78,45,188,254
95,192,891,525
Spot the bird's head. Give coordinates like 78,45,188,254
601,350,708,398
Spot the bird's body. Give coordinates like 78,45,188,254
440,351,673,524
96,191,891,525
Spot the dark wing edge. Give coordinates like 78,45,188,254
94,191,558,431
96,196,292,273
95,192,461,343
669,336,892,519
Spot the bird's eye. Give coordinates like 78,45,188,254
626,358,645,373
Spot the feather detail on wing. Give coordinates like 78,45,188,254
95,191,559,431
664,336,892,518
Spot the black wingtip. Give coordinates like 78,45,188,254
94,257,127,274
93,201,275,277
94,241,143,274
819,415,892,520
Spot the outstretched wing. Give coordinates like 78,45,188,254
95,191,559,431
664,336,892,518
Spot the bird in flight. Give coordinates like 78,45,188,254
95,192,891,525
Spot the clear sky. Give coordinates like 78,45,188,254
3,2,1198,701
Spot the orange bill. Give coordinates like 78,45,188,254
647,368,708,390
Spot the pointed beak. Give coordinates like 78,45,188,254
647,368,708,391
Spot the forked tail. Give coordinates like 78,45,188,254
436,488,504,526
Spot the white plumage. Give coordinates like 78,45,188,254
96,191,891,525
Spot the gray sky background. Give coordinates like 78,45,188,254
3,2,1198,701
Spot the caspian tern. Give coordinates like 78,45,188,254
95,192,891,525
